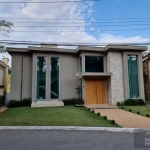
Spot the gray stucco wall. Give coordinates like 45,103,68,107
107,52,124,104
22,55,32,99
60,54,79,99
32,53,79,102
10,54,32,100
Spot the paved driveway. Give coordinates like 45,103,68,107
94,109,150,128
0,106,7,114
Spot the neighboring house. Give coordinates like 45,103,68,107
142,53,150,102
0,58,11,96
6,44,147,107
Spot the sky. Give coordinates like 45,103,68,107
0,0,150,66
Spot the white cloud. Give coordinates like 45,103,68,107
99,34,150,44
0,0,150,66
0,0,95,44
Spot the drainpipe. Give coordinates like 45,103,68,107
20,57,23,100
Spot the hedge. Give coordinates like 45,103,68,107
124,99,145,106
7,98,31,108
62,98,78,105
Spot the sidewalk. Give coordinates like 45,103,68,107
94,109,150,128
0,106,8,114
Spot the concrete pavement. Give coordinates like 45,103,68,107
0,106,7,114
94,109,150,128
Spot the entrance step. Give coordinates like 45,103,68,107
31,100,64,108
85,104,118,109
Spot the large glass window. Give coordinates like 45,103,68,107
85,56,104,72
51,57,59,99
36,57,46,100
128,55,139,98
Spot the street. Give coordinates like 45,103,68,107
0,130,144,150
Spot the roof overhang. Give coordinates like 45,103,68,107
6,44,148,54
0,61,11,69
74,72,112,78
28,46,77,54
105,44,147,52
6,47,29,55
77,46,105,53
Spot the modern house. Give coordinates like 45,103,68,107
0,58,11,96
6,44,147,107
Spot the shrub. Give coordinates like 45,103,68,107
110,120,115,124
124,99,145,106
117,102,121,106
62,98,77,105
137,111,140,114
121,107,124,109
103,116,107,119
7,98,31,108
87,108,90,111
120,102,124,106
146,114,150,117
136,99,146,105
91,110,94,113
124,99,136,106
129,109,132,112
97,112,100,116
75,98,84,105
0,95,4,105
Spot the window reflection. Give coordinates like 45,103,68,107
51,57,59,99
36,57,46,100
85,56,104,72
128,55,139,98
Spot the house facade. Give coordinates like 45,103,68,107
0,58,11,96
7,44,147,107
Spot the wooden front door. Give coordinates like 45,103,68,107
86,79,106,104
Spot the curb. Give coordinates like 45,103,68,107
0,126,150,133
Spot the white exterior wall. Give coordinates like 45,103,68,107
10,54,32,100
107,52,124,104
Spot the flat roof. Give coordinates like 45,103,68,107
6,44,148,54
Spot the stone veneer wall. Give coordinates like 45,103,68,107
107,52,124,105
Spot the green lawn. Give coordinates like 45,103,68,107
0,106,120,127
119,106,150,116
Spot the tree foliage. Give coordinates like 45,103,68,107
0,20,13,37
0,20,13,52
7,74,11,93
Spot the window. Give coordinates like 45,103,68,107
85,56,104,72
51,57,59,99
79,57,82,72
128,55,139,98
36,57,46,100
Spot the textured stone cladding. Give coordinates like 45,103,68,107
107,52,124,104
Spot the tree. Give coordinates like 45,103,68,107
0,20,13,37
0,20,13,52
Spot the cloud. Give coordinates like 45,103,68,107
0,0,150,66
99,34,150,44
0,0,95,44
